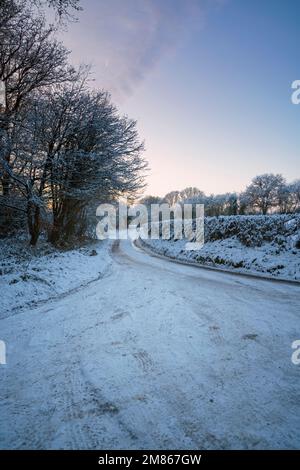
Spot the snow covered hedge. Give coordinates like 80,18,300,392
143,214,300,280
203,214,300,248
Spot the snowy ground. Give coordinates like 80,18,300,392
0,236,112,319
0,239,300,449
141,237,300,281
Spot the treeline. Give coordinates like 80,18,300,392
0,0,146,245
140,174,300,216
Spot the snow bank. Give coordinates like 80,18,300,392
142,215,300,281
0,236,112,319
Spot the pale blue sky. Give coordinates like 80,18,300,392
62,0,300,196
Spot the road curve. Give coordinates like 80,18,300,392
0,240,299,449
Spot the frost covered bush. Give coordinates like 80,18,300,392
144,214,300,280
155,214,300,248
204,215,300,247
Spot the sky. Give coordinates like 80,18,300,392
60,0,300,197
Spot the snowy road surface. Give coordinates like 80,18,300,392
0,240,299,449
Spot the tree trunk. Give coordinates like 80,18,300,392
49,198,86,246
27,202,41,246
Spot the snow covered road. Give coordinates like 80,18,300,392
0,240,300,449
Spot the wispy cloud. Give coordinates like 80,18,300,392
64,0,221,99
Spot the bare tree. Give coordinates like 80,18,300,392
38,0,81,17
46,89,146,244
5,82,146,245
163,191,180,206
0,0,78,238
179,187,204,202
0,0,76,192
242,173,286,214
0,2,147,244
139,195,162,206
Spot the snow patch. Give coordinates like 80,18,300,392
0,236,112,318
